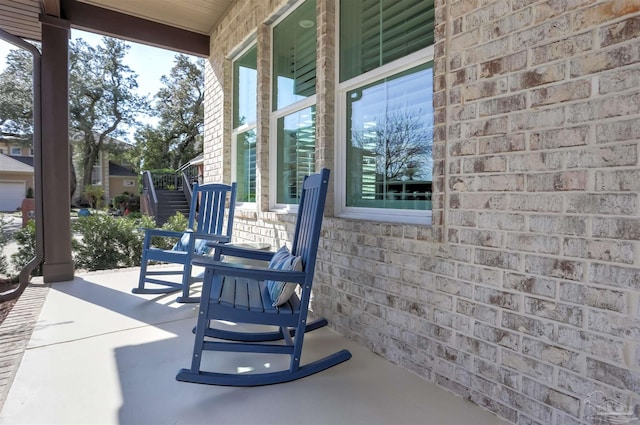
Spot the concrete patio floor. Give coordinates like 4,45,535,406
0,266,508,425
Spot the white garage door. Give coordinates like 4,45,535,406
0,182,25,212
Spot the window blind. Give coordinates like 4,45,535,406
340,0,435,82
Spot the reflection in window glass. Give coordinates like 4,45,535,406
233,45,258,204
235,129,257,202
346,63,433,210
272,0,316,110
276,106,316,204
233,46,257,128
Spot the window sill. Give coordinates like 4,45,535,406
337,210,432,226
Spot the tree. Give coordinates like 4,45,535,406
352,109,433,182
131,124,172,170
0,49,33,136
0,37,147,202
69,37,147,199
135,55,204,170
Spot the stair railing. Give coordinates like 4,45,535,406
181,171,193,208
142,169,196,224
142,171,159,220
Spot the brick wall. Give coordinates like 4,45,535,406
206,1,640,423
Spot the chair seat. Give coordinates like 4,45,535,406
215,276,300,311
208,276,300,327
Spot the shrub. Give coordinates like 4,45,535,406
137,215,156,230
73,214,146,271
83,185,105,209
112,192,141,214
148,211,189,250
163,211,189,232
0,214,10,275
11,220,40,276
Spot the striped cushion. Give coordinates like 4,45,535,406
265,246,303,306
172,231,211,256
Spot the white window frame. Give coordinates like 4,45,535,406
231,41,258,210
335,46,435,226
269,0,317,213
269,96,317,212
10,146,21,156
91,151,102,186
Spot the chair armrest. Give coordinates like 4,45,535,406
191,258,306,284
142,228,185,238
193,233,231,244
211,245,275,262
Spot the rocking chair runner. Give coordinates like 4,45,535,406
177,169,351,386
133,182,237,303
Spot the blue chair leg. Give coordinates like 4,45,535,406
132,238,150,294
176,262,199,303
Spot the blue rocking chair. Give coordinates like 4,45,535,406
133,182,237,303
176,169,351,386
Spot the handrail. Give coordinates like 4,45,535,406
142,171,158,220
181,172,193,208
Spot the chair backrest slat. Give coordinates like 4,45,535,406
291,169,329,279
188,183,237,239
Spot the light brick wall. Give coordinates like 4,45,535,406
206,0,640,423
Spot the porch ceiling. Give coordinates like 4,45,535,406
0,0,233,54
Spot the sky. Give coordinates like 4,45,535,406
0,29,185,142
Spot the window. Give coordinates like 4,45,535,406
340,0,435,82
276,106,316,204
10,146,21,156
91,153,102,185
271,0,316,208
232,45,258,203
339,0,435,224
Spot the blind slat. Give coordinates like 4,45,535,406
340,0,435,81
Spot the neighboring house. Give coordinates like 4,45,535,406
0,153,34,212
0,141,33,156
0,133,138,209
70,133,139,206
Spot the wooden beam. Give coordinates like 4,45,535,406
59,0,209,57
41,0,61,17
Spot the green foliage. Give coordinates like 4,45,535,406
26,187,34,198
83,185,105,209
112,192,140,213
0,214,10,275
150,211,189,250
72,214,146,271
133,126,174,171
71,211,190,270
133,55,204,170
2,210,190,274
163,211,189,232
10,220,40,276
138,215,156,230
69,37,148,199
0,49,34,135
